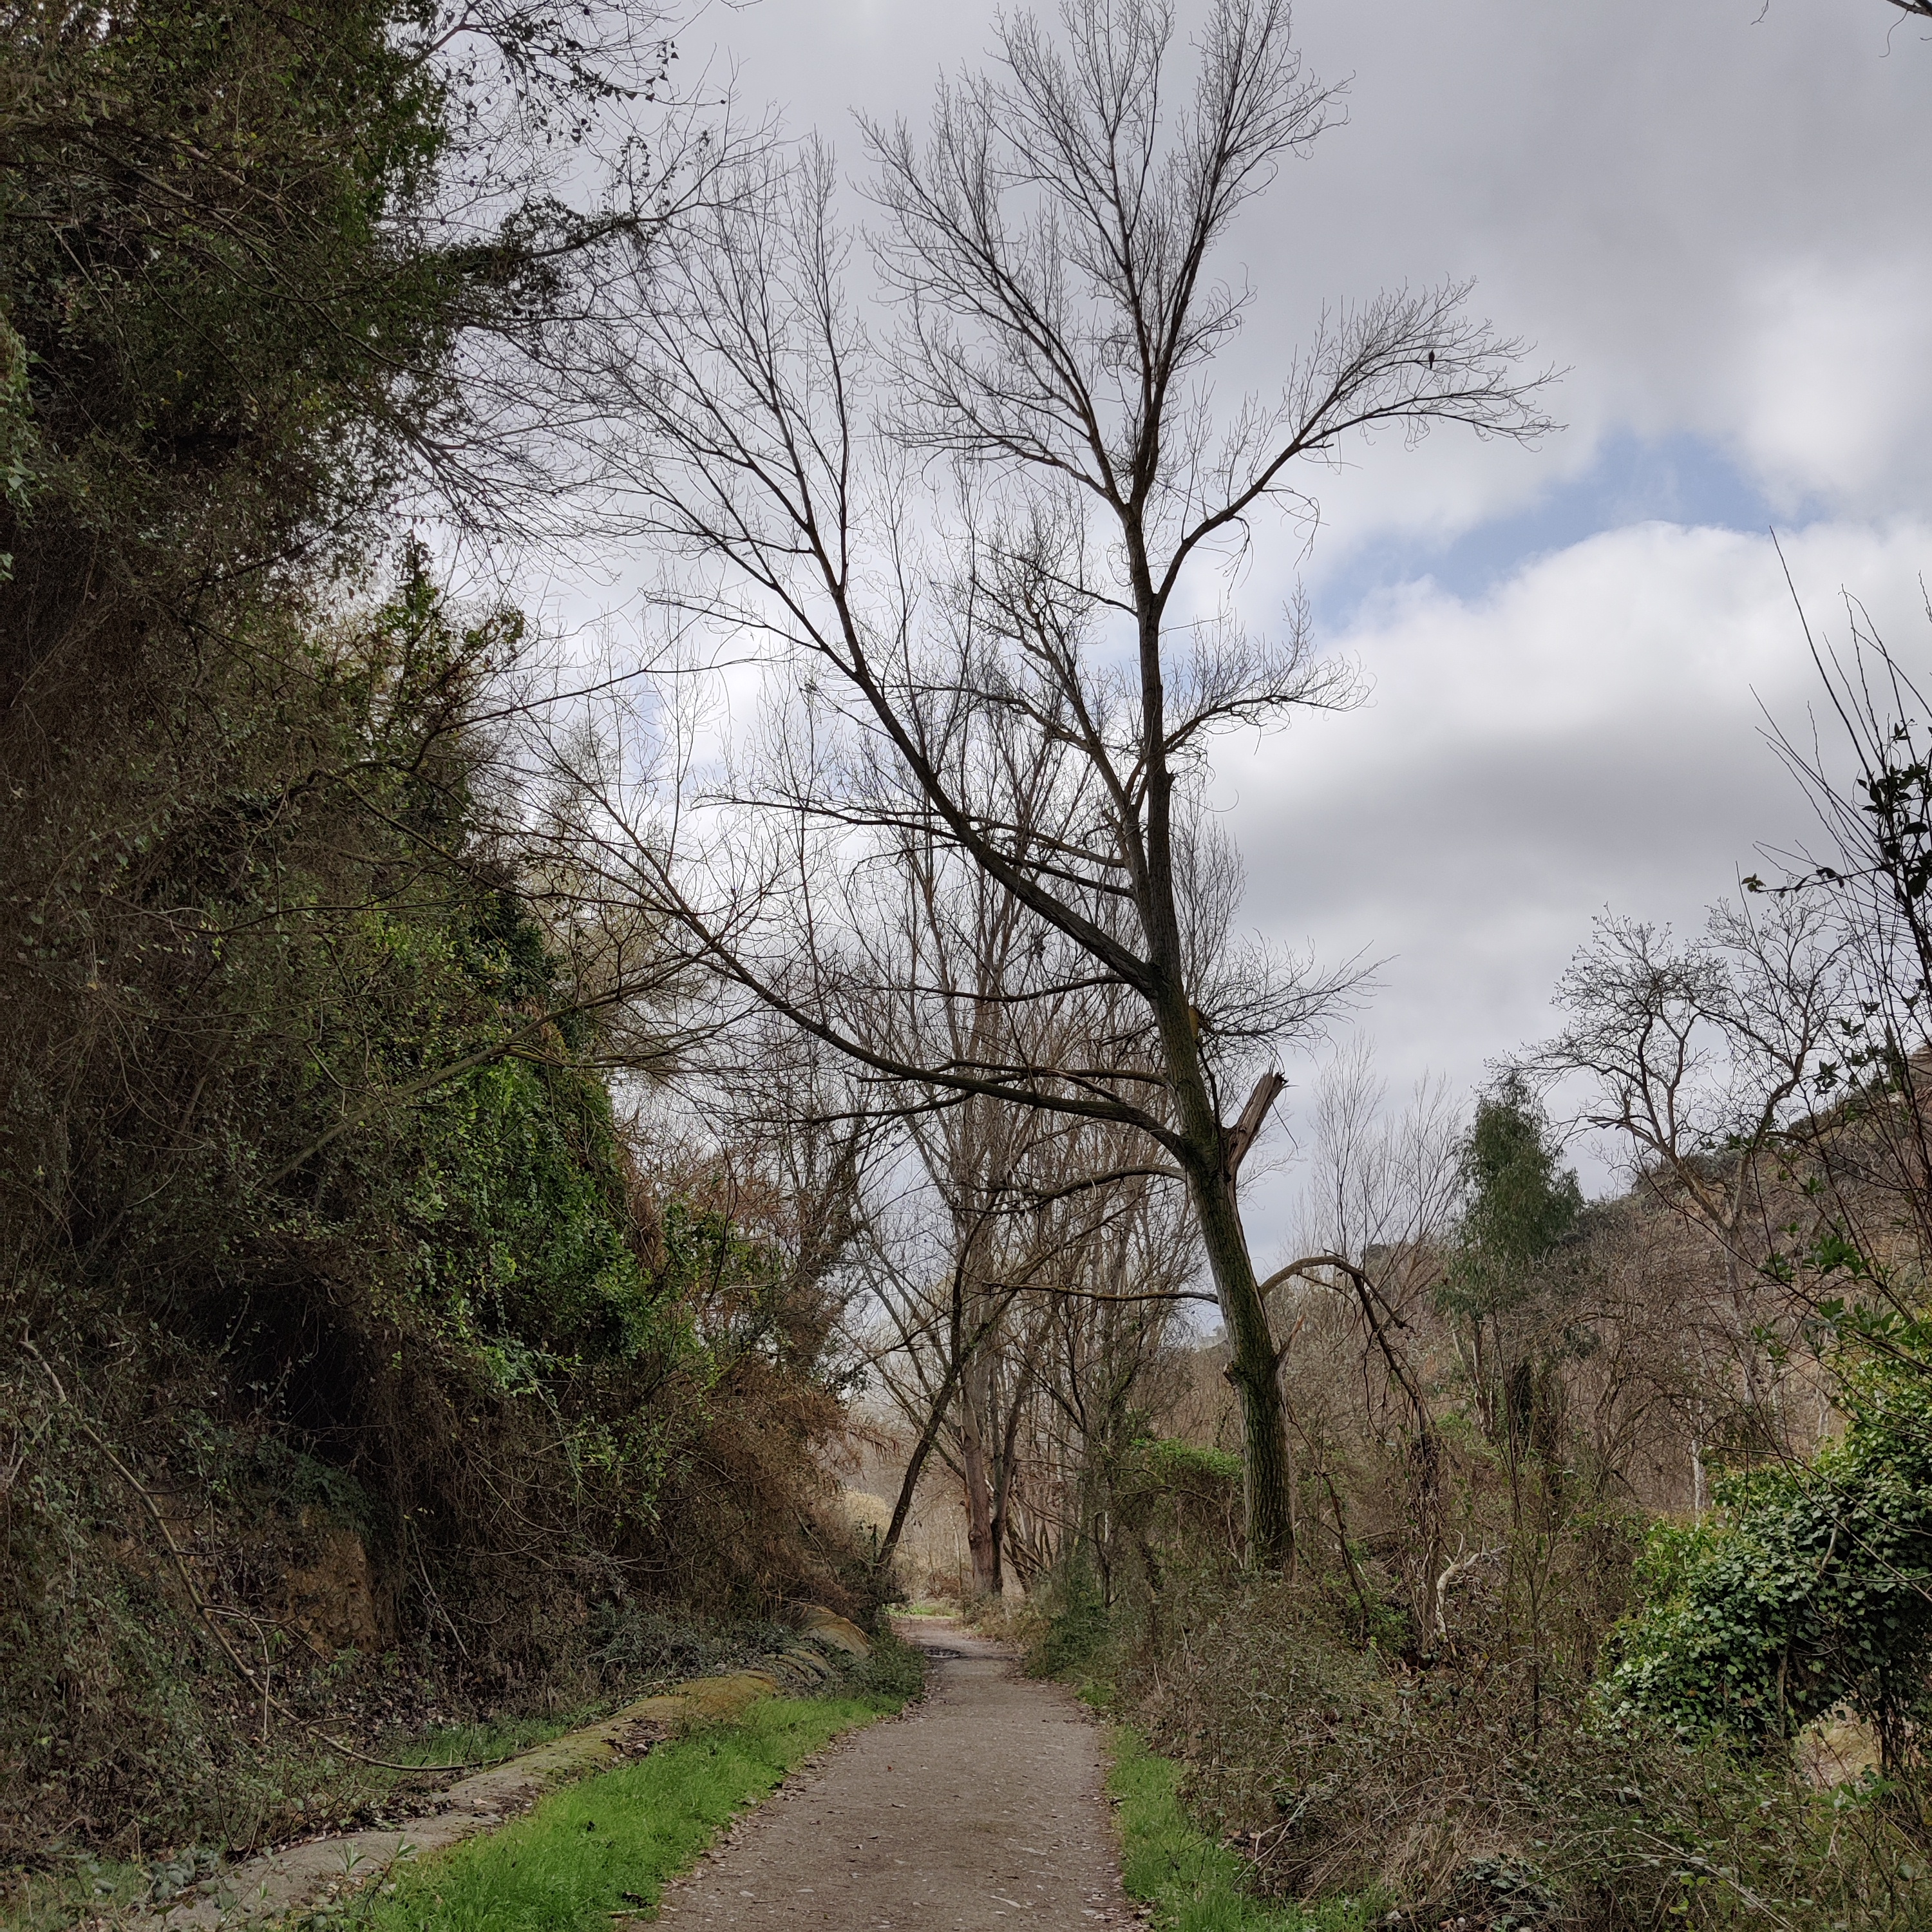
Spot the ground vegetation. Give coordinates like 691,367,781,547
0,0,881,1875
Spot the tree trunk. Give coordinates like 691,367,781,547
991,1355,1031,1597
1142,851,1295,1563
1150,952,1296,1570
1189,1160,1294,1569
876,1354,963,1573
960,1353,1000,1598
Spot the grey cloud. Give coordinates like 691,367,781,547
721,0,1932,543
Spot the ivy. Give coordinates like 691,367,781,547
1606,1357,1932,1752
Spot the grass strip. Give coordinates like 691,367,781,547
1106,1727,1376,1932
338,1695,895,1932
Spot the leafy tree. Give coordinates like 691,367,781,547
1439,1079,1586,1730
1443,1077,1582,1449
1457,1079,1584,1291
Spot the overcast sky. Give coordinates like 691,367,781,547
672,0,1932,1224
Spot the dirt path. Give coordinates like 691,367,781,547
654,1619,1134,1931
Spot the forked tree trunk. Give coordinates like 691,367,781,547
1162,984,1295,1569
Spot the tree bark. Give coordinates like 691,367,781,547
960,1350,1000,1598
990,1352,1030,1595
1190,1160,1295,1569
1158,993,1294,1567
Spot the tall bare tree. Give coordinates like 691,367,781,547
1524,899,1849,1447
856,1112,1192,1595
560,0,1551,1566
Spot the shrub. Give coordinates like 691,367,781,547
1101,1569,1930,1929
1607,1356,1932,1759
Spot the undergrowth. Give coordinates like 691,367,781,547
1033,1579,1932,1931
0,1624,920,1932
832,1629,928,1707
1108,1727,1377,1932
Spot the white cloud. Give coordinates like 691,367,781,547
1218,516,1932,1225
1728,256,1932,507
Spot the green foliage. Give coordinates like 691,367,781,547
1106,1569,1930,1929
1607,1354,1932,1753
0,0,875,1881
0,307,30,569
1102,1436,1245,1605
1138,1437,1244,1488
0,0,637,591
1446,1076,1583,1320
1034,1586,1115,1685
816,1629,928,1707
402,1057,688,1382
0,1,455,591
1440,1078,1589,1472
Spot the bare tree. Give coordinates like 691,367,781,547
560,0,1551,1566
1747,593,1932,1343
1267,1046,1462,1621
857,1100,1057,1598
1523,898,1851,1473
1001,1171,1200,1594
840,802,1206,1593
855,1112,1193,1596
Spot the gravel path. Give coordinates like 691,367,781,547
654,1618,1135,1931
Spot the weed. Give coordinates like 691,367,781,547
1033,1588,1115,1686
834,1629,927,1706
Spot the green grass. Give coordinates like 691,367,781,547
328,1696,897,1932
4,1644,924,1932
1106,1727,1378,1932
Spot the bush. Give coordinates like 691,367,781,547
1607,1356,1932,1759
1034,1587,1115,1685
1103,1569,1930,1929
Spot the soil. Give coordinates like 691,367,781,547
651,1618,1136,1931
